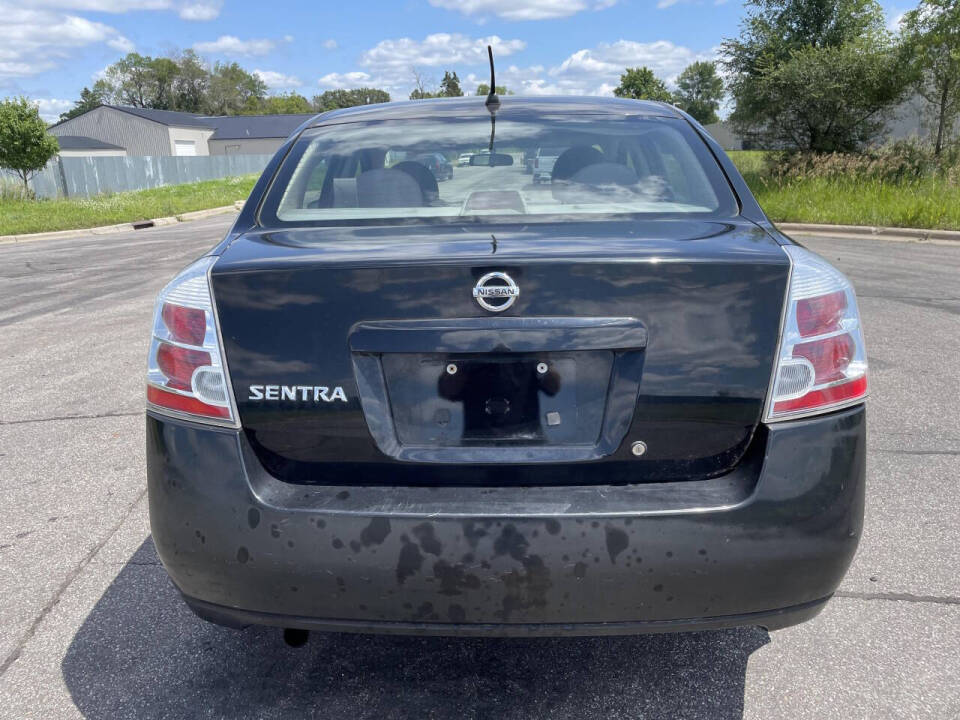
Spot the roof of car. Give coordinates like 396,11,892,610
308,96,682,127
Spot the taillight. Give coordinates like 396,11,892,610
146,257,236,425
765,246,868,421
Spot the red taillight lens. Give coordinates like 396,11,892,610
773,375,867,414
797,290,846,337
162,303,206,345
793,334,854,384
147,257,235,424
156,343,211,390
147,385,231,418
767,247,867,421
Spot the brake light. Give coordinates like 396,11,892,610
146,257,236,425
765,246,868,421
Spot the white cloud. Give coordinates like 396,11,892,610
359,34,525,72
886,10,906,32
462,40,714,97
323,39,338,50
107,34,135,52
428,0,618,20
254,69,302,89
193,35,281,57
32,97,74,122
29,0,170,10
28,0,221,18
318,71,373,89
313,35,713,101
312,34,526,97
551,40,717,86
178,1,220,20
0,2,135,79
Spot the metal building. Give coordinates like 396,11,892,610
47,106,315,157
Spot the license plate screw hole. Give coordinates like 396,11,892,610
446,363,458,375
536,362,549,375
631,441,647,457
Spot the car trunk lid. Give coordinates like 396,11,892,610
211,218,788,485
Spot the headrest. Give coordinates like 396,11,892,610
392,161,439,203
551,146,606,181
355,168,425,208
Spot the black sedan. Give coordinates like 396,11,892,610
145,96,867,645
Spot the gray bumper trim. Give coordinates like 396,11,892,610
185,594,830,637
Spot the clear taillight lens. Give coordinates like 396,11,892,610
146,257,236,425
765,246,868,421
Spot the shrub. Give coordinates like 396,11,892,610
763,140,960,185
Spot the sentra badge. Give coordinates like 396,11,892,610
248,385,347,402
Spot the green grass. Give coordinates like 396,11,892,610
728,150,960,230
0,175,258,236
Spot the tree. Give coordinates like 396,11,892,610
902,0,960,154
409,68,440,99
312,88,391,112
674,61,724,124
440,71,463,97
258,93,313,114
475,84,512,96
106,53,154,107
173,50,209,113
59,84,108,122
0,98,60,193
613,67,673,102
722,0,911,151
748,42,911,152
94,53,187,110
205,62,267,115
148,57,179,110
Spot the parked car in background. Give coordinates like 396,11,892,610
147,96,867,646
414,152,454,181
458,152,474,167
532,146,565,184
523,148,536,174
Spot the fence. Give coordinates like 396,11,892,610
13,153,273,199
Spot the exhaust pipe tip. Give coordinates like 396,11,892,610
283,628,309,648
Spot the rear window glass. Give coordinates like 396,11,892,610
259,114,737,227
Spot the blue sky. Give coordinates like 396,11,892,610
1,0,907,121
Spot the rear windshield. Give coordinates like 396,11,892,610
259,114,738,227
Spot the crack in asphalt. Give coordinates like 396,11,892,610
0,411,141,426
835,591,960,606
0,489,148,677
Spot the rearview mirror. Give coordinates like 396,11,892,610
470,153,513,167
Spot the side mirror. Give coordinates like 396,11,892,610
470,153,513,167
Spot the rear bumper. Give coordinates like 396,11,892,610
147,406,865,636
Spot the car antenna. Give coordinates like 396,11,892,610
485,45,499,162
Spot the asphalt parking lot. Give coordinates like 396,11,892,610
0,215,957,719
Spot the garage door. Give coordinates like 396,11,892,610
174,140,196,156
